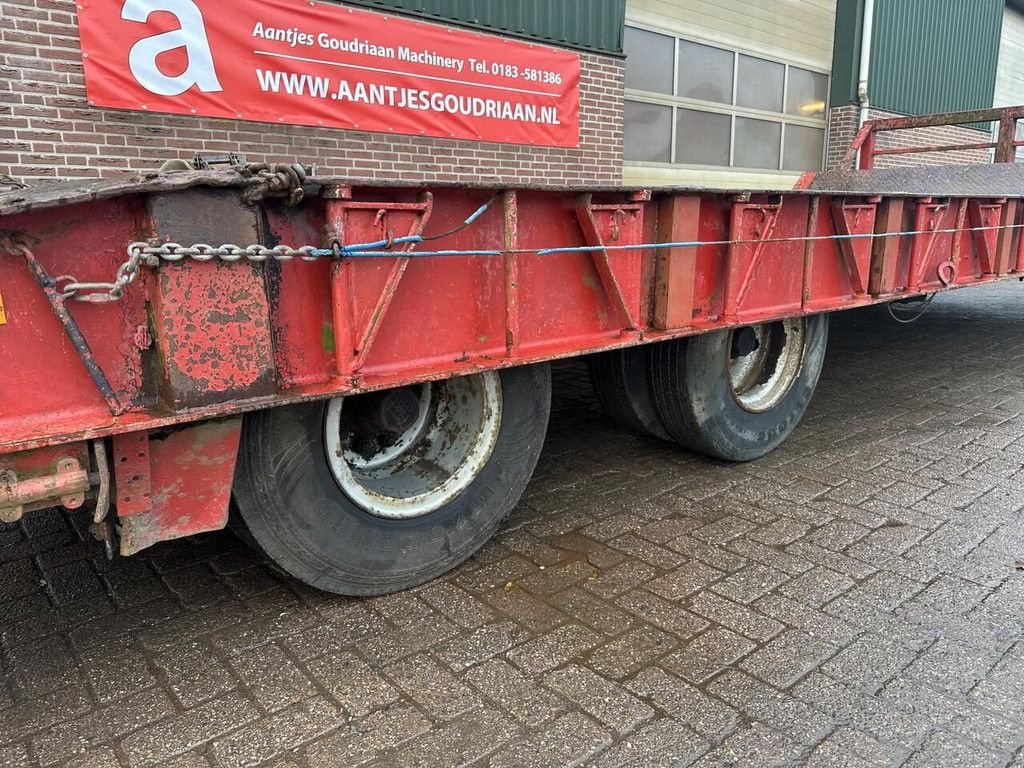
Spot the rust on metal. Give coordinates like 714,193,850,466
652,194,700,330
12,238,124,414
723,199,783,318
326,193,434,376
830,199,878,296
113,431,152,517
147,188,277,408
842,106,1024,170
118,418,242,555
503,190,520,355
574,194,642,331
868,197,906,295
0,453,90,523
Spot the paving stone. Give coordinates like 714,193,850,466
688,722,805,768
32,686,175,765
416,582,496,629
590,717,709,768
210,696,343,768
0,683,93,745
711,563,790,604
121,691,260,767
304,702,430,768
543,664,652,735
506,624,601,675
661,627,756,685
306,652,401,717
821,634,916,694
900,731,1004,768
151,643,235,708
707,670,832,745
687,590,784,642
384,653,483,720
555,587,636,637
0,744,31,768
487,711,610,768
738,629,837,689
464,658,568,727
389,707,516,767
433,620,532,672
229,642,318,713
60,747,121,768
625,667,740,742
585,625,674,679
614,589,708,639
646,561,725,601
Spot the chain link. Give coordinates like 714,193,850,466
56,247,158,303
57,241,333,302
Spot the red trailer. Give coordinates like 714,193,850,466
2,107,1024,595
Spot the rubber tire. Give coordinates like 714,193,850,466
232,364,551,595
648,315,829,462
587,347,672,441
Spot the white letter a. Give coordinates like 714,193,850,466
122,0,223,96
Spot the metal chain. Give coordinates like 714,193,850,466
58,242,333,302
56,247,159,303
129,241,328,263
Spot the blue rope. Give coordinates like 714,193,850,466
311,222,1024,260
314,196,501,257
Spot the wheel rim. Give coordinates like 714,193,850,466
323,373,503,520
727,318,806,413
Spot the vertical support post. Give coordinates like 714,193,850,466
859,130,877,170
502,191,520,356
869,197,904,295
653,195,700,330
995,199,1018,275
995,114,1017,163
801,197,820,309
325,188,355,379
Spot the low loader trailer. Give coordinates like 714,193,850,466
2,107,1024,595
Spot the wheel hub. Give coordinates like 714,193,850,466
727,318,806,413
323,373,503,520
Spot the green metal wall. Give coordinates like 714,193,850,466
831,0,1003,115
340,0,626,54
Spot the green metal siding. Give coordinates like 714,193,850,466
339,0,626,54
831,0,1003,115
870,0,1002,115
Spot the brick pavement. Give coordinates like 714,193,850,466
3,282,1024,767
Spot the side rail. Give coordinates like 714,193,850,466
843,106,1024,170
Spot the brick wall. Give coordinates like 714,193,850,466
0,0,625,186
826,104,992,170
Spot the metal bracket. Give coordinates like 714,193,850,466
113,432,153,516
907,198,949,291
326,191,434,377
830,199,879,296
574,194,644,332
0,457,90,523
724,198,783,319
192,152,247,170
967,198,1010,275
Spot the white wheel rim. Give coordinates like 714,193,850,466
324,373,503,520
727,318,806,413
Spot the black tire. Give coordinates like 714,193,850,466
587,347,672,441
232,365,551,595
648,315,829,462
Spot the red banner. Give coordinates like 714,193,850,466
76,0,581,148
